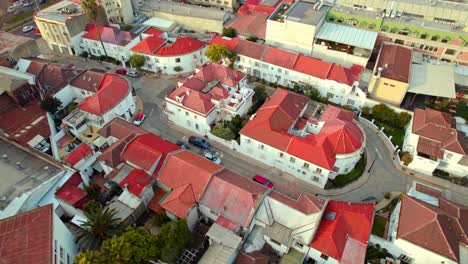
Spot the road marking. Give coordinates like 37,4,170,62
375,147,382,159
149,107,154,117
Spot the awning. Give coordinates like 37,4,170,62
409,64,456,98
315,22,378,50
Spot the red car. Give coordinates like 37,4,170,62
115,68,127,75
253,174,274,188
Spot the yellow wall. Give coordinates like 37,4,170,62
368,76,409,106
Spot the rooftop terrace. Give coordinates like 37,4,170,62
35,0,83,22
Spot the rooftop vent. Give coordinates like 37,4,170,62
325,212,336,220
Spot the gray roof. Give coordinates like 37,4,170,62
35,0,83,23
315,22,378,50
285,1,329,25
0,140,62,211
264,221,292,246
409,63,456,98
140,0,228,21
206,223,242,248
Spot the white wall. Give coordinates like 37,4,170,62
165,101,217,136
81,36,141,63
187,206,199,231
312,44,369,67
53,211,78,263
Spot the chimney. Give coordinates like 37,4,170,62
124,183,129,190
377,67,383,78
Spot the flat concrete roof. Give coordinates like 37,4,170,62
140,0,228,21
286,1,328,25
0,140,61,210
35,0,83,23
315,22,378,50
0,32,33,55
409,63,456,98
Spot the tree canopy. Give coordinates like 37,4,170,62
76,207,122,250
40,96,62,113
205,44,230,63
129,54,145,69
222,27,237,38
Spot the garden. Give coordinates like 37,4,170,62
326,153,367,189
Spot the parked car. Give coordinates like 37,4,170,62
133,112,145,126
22,26,34,33
253,174,274,188
204,152,221,164
115,68,127,75
361,196,379,203
176,141,190,150
188,136,210,149
126,70,139,77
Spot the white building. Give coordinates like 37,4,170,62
239,89,366,188
254,191,327,256
0,204,78,264
383,183,467,264
79,24,140,65
403,108,468,177
59,69,136,140
210,36,367,109
164,62,254,136
99,0,135,24
131,28,208,75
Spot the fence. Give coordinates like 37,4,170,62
206,132,240,151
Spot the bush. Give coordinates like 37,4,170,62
384,192,391,199
80,51,89,58
327,153,367,189
121,24,133,31
401,152,413,166
222,27,237,38
211,122,236,141
246,35,258,42
129,54,145,69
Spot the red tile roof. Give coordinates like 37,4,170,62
155,37,205,56
397,195,468,262
143,27,164,36
55,173,88,206
326,64,359,86
269,191,327,215
130,35,166,55
119,169,152,197
237,0,281,16
413,108,466,156
98,117,147,139
70,69,105,92
160,184,196,218
235,251,269,264
310,201,374,262
167,63,245,115
157,151,222,217
375,43,412,83
215,215,240,232
241,90,364,169
229,12,268,39
294,55,332,79
209,35,240,51
83,24,135,46
78,74,130,116
65,143,93,166
415,183,442,198
200,169,269,228
122,133,180,174
0,100,45,136
0,204,53,264
262,47,299,70
97,133,137,168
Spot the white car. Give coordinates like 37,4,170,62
22,26,34,33
12,1,22,7
204,152,221,164
133,113,145,126
126,70,139,78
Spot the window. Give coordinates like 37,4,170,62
224,1,228,4
262,63,268,69
279,152,284,157
195,124,199,130
60,247,64,259
278,68,282,73
285,71,289,75
258,144,264,149
320,254,329,260
175,58,181,63
316,168,322,173
245,138,250,143
155,58,159,63
326,92,334,98
446,153,453,159
254,61,260,67
290,157,295,163
303,162,309,168
312,176,319,182
445,49,456,55
67,255,70,264
185,111,189,116
347,99,355,105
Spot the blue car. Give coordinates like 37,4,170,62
176,140,191,150
188,136,210,149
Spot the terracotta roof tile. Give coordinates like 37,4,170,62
262,47,299,70
70,69,105,92
130,35,166,55
229,12,268,39
154,37,205,56
119,169,151,197
200,169,269,228
83,24,135,46
397,195,468,262
310,201,374,262
65,143,93,165
0,204,53,264
375,43,412,83
160,184,196,218
269,191,327,215
55,173,88,206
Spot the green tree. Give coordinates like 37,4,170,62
249,85,268,114
74,250,103,264
222,27,237,38
80,51,89,59
205,44,229,63
372,104,396,124
211,122,236,141
81,0,108,57
361,106,371,116
159,219,191,263
246,35,258,42
83,200,100,214
40,96,62,113
76,207,122,250
396,111,411,128
401,152,413,166
84,182,102,201
129,54,145,69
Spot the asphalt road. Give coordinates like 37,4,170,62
9,20,40,39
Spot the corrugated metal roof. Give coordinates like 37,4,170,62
315,22,378,50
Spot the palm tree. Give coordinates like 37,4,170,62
81,0,108,57
76,206,122,250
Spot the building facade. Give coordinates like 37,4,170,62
164,62,254,136
34,0,89,55
239,89,366,188
99,0,135,24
